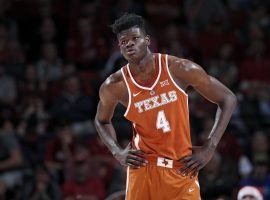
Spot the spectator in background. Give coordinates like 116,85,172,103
67,17,97,70
184,0,227,30
50,74,95,124
239,131,270,199
36,42,63,85
208,43,238,89
21,95,49,124
159,24,188,58
45,122,75,183
106,164,126,197
237,186,263,200
200,151,238,199
250,131,269,164
0,120,23,199
0,19,9,63
0,63,17,120
30,17,62,61
240,39,270,83
39,17,57,46
0,63,17,105
240,155,270,199
16,95,49,168
22,164,60,200
4,39,25,79
18,124,47,169
238,81,261,131
257,83,270,125
249,5,270,30
197,16,238,61
145,0,180,27
111,0,145,21
18,64,46,100
62,142,105,200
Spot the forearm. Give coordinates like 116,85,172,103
208,94,237,149
94,119,122,156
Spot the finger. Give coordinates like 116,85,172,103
183,160,199,174
126,162,140,169
188,161,201,172
190,162,204,177
127,154,148,164
178,155,192,163
179,167,189,176
186,162,201,175
179,164,193,175
130,150,145,156
189,169,199,179
127,158,146,167
127,155,147,165
185,159,197,168
197,163,205,171
179,158,199,175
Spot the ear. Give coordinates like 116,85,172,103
117,42,123,54
145,35,150,46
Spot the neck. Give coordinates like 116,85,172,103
129,49,154,75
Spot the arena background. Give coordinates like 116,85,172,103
0,0,269,199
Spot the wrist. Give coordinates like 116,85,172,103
206,137,218,151
111,147,122,157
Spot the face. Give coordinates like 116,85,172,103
118,27,150,63
242,195,256,200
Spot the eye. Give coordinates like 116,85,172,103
134,37,139,40
120,40,126,45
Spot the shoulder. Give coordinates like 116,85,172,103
99,69,126,101
167,55,210,87
100,69,124,91
167,55,201,74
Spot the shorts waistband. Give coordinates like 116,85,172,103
144,155,183,169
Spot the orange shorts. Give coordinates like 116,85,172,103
125,156,201,200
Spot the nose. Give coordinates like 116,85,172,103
126,39,135,48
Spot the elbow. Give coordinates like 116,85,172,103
226,92,237,110
94,116,100,129
231,93,237,108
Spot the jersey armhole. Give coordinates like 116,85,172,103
165,54,188,97
121,67,132,117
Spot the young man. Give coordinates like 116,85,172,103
237,186,263,200
95,13,237,200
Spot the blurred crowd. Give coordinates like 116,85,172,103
0,0,269,199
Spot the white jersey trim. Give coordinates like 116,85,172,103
126,53,162,91
165,54,188,97
125,166,130,200
195,180,200,189
121,67,132,117
133,123,141,150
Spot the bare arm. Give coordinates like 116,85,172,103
179,59,237,148
94,73,123,156
94,72,147,168
169,57,237,176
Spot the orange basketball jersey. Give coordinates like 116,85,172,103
121,53,192,160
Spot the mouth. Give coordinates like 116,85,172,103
126,49,136,56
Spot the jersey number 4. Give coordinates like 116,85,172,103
156,110,171,133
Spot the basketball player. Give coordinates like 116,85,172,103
95,13,237,200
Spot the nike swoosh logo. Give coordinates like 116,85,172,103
133,91,142,97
